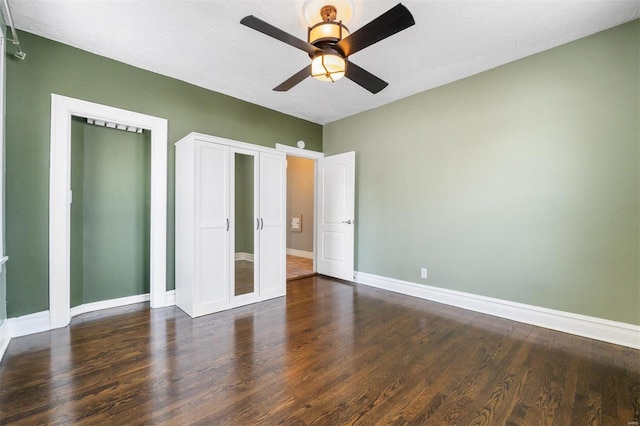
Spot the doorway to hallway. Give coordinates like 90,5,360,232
278,143,355,283
286,156,315,280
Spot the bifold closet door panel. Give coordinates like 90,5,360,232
195,142,230,315
175,140,195,315
258,152,286,297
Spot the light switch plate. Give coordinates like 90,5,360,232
291,215,302,232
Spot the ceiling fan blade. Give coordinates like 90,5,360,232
345,61,388,94
241,15,322,56
274,65,312,91
336,3,415,57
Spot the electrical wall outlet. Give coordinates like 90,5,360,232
421,268,428,279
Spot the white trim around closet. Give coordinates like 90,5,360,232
49,94,168,330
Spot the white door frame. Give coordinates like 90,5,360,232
49,94,168,329
275,144,323,272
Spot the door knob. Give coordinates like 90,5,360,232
342,220,352,224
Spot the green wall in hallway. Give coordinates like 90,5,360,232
6,30,322,317
324,20,640,325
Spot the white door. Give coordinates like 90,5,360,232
316,151,355,281
195,142,230,315
259,151,287,297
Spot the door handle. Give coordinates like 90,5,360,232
226,218,229,231
260,218,264,230
256,218,260,230
342,220,353,224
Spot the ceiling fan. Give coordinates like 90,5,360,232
240,1,415,94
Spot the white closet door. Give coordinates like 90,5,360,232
258,151,286,297
195,142,230,315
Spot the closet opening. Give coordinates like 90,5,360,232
70,117,151,309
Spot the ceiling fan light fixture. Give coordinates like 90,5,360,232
241,3,415,93
311,52,346,82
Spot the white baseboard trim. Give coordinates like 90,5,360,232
5,291,177,341
70,293,151,318
354,271,640,349
8,310,51,338
0,320,10,362
286,248,313,259
235,252,255,262
166,290,176,306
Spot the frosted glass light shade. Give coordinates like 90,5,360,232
311,54,346,82
309,21,350,45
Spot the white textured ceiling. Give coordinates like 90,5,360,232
8,0,640,125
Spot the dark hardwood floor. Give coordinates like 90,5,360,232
1,276,638,425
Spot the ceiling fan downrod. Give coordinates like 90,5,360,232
320,5,337,22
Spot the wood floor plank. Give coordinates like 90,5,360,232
1,275,638,425
620,348,640,423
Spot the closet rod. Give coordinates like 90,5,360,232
2,0,25,60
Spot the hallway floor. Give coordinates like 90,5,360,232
286,255,314,280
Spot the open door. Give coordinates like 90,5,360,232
316,151,355,281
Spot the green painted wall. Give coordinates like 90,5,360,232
70,117,84,308
6,30,322,317
324,20,640,325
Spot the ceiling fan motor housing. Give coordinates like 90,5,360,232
307,6,350,53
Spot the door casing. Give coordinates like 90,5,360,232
49,94,168,329
276,144,323,274
276,144,355,281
